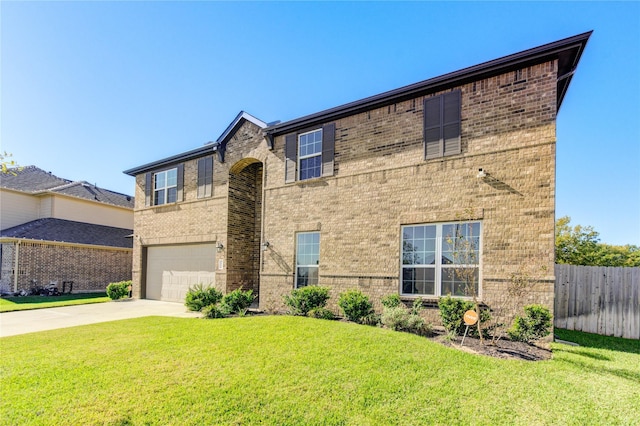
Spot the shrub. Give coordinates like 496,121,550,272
381,294,402,309
308,307,336,320
283,286,330,316
380,301,431,336
221,289,255,315
508,304,552,343
185,284,223,312
438,295,490,336
381,306,409,331
338,290,374,323
202,303,229,319
106,281,130,300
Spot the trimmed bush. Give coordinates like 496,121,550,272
221,289,255,315
283,286,330,316
380,299,431,336
106,281,130,300
308,307,336,320
202,303,229,319
185,284,223,312
338,290,374,323
508,304,552,343
438,295,490,336
381,294,402,309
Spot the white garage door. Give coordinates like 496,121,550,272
146,244,216,302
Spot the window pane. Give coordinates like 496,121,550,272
297,266,319,288
154,189,165,205
441,267,478,297
167,169,177,186
167,187,177,203
300,156,321,180
154,171,165,190
402,267,435,295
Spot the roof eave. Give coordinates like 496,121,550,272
123,144,216,176
266,31,592,136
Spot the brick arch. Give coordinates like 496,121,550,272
229,157,262,175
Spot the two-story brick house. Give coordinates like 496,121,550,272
124,32,591,321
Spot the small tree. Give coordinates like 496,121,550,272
444,220,484,343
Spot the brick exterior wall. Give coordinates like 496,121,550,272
0,241,132,293
131,61,559,325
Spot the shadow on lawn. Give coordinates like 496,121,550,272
554,351,640,383
555,329,640,355
1,293,107,305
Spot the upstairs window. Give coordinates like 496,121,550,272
401,221,481,298
284,123,335,183
154,168,177,205
424,90,461,159
296,232,320,288
298,129,323,180
144,164,184,207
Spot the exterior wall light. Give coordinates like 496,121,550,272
477,168,487,178
262,241,270,251
216,242,224,252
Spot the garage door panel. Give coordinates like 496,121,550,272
146,244,216,302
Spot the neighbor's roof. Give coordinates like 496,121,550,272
1,166,134,209
0,218,133,249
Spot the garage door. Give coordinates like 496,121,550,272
146,244,216,302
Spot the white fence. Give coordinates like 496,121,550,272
555,264,639,339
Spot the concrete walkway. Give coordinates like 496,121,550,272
0,299,201,338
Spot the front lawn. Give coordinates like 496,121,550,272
1,316,638,425
0,293,110,312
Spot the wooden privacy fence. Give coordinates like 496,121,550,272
555,264,639,339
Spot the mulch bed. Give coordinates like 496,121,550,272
426,329,552,361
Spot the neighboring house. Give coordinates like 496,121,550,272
124,32,591,321
0,166,134,293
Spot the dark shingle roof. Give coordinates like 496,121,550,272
1,166,134,208
0,218,133,249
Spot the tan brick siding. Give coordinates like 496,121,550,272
131,61,558,324
0,241,131,293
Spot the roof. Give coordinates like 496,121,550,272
123,32,592,175
123,111,267,176
266,31,592,135
1,166,134,209
0,218,133,249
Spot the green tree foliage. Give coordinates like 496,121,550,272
555,216,640,267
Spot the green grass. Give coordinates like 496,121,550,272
0,293,109,312
1,317,638,425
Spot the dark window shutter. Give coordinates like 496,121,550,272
197,158,205,198
424,90,461,159
442,91,461,156
285,133,297,183
145,172,152,206
197,157,213,198
321,123,335,177
424,96,442,159
176,163,184,201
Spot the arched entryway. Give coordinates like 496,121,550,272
227,158,263,301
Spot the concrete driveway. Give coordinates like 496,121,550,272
0,299,201,338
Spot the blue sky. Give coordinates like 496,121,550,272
2,2,638,245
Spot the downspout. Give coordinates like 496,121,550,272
260,157,268,273
13,240,20,292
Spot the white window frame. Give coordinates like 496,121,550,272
153,168,177,205
295,231,320,288
400,221,482,298
297,129,323,181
